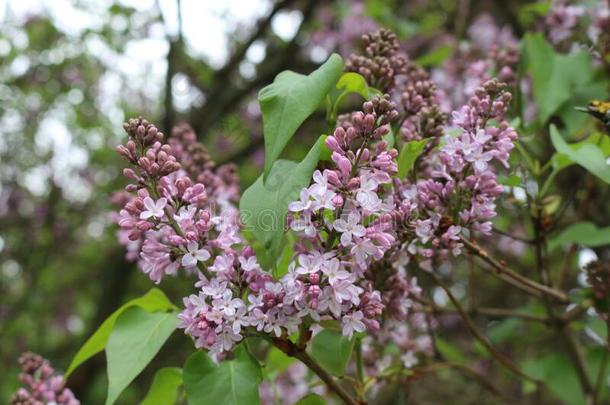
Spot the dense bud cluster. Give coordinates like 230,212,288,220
10,352,79,405
346,29,408,92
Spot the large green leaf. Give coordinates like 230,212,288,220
141,367,183,405
397,139,429,178
240,137,326,264
105,307,178,405
522,33,594,124
550,125,610,184
259,53,343,180
66,288,176,377
549,222,610,251
183,346,262,405
523,353,585,405
310,329,355,377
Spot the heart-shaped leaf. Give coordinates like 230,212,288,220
240,136,327,265
259,53,343,180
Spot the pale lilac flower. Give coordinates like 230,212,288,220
333,211,366,246
182,241,211,267
342,311,367,338
140,197,167,219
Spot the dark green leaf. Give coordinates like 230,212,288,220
397,139,429,178
311,329,355,377
66,288,176,377
265,347,295,376
550,125,610,184
259,53,343,180
522,33,594,124
549,222,610,251
141,367,182,405
183,345,262,405
105,307,178,405
240,136,326,262
523,353,585,405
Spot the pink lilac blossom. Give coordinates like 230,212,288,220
545,2,584,45
431,14,519,110
310,0,378,55
11,352,79,405
391,79,517,264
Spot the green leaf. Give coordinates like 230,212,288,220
549,222,610,251
183,345,262,405
141,367,182,405
66,288,176,377
240,136,326,262
435,338,466,363
265,347,295,376
295,394,326,405
523,353,586,405
274,232,295,279
311,329,355,377
522,33,594,124
105,307,178,405
397,139,429,178
336,72,370,99
259,53,343,180
550,124,610,184
497,174,522,187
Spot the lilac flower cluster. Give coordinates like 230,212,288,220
345,29,408,92
392,79,517,261
544,2,584,45
11,352,79,405
310,0,378,56
398,61,446,142
177,96,404,353
542,1,609,57
114,118,241,283
431,14,519,109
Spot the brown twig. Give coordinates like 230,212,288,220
272,338,361,405
460,236,569,303
426,270,540,385
414,362,502,397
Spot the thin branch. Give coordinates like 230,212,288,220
426,270,540,384
422,303,549,323
414,362,502,397
272,338,361,405
491,227,534,244
460,236,569,303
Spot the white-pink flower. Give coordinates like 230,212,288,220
333,211,366,246
181,241,210,267
341,310,366,339
140,197,167,219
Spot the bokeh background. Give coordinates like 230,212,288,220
1,0,608,403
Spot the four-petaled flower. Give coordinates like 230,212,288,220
140,197,167,219
181,241,211,267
